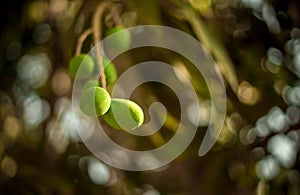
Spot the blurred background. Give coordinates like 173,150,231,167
1,0,300,194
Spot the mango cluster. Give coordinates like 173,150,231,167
68,27,144,130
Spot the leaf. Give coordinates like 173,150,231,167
171,1,239,93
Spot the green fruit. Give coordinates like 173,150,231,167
92,57,117,86
80,87,111,117
102,98,144,130
105,26,131,51
69,54,94,80
103,57,117,85
83,80,100,90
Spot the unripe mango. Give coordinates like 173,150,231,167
102,98,144,130
83,80,100,90
103,57,117,85
69,54,94,80
105,26,131,52
80,86,111,117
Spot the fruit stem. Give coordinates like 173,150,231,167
74,28,92,56
92,1,112,89
110,4,122,26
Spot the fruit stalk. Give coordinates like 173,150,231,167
110,4,122,26
75,28,92,56
92,1,111,89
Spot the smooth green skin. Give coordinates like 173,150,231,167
83,80,100,90
105,26,131,52
102,98,144,130
69,54,94,80
80,87,111,117
103,57,118,85
91,57,117,86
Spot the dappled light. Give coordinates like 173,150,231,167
237,81,261,105
87,157,111,185
17,53,52,89
1,156,18,178
1,0,300,194
256,155,280,180
268,134,297,169
22,92,50,129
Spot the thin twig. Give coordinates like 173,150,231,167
92,1,111,89
74,28,93,56
110,4,122,26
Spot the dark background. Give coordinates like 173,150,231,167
0,0,300,194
